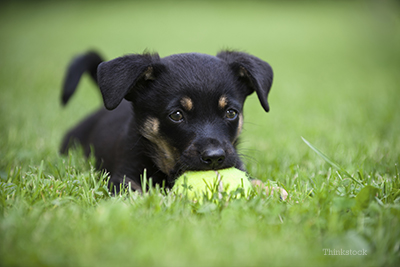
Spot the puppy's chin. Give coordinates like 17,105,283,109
183,164,234,172
171,157,238,177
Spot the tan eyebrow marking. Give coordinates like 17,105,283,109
218,95,228,109
180,97,193,111
143,66,155,80
238,66,248,77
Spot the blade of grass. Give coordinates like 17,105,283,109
301,137,363,186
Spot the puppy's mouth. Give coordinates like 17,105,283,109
172,164,225,182
174,145,238,173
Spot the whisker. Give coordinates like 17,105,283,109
238,153,259,166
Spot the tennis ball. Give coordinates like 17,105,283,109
173,168,253,201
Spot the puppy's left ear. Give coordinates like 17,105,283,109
217,51,273,112
97,53,162,110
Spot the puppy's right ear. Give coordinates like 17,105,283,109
97,53,163,110
217,51,273,112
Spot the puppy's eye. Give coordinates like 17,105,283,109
169,111,184,122
225,109,238,120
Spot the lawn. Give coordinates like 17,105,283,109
1,1,400,266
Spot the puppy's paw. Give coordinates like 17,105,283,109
251,179,288,200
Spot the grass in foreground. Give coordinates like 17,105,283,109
1,144,399,266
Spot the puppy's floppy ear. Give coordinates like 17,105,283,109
97,53,163,110
217,51,273,112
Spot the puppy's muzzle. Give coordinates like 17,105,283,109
200,147,226,169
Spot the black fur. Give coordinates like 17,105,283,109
61,50,273,192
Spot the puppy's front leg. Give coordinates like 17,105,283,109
251,180,288,200
110,176,143,193
124,177,143,193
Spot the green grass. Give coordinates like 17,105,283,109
1,1,400,266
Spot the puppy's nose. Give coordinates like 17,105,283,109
200,148,226,169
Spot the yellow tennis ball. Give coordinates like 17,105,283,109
172,168,253,201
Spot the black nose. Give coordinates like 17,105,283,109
200,148,226,168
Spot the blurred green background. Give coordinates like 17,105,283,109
1,0,399,175
0,1,400,266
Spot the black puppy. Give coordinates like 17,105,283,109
61,50,274,193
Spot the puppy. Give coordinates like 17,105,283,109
61,50,286,197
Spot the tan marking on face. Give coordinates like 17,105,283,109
233,113,244,142
238,113,243,134
180,97,193,111
143,66,155,80
238,66,248,77
141,117,160,138
218,95,228,109
152,139,179,174
140,117,179,174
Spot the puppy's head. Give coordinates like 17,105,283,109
97,51,273,182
